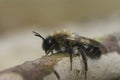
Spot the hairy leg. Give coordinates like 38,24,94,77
78,47,88,79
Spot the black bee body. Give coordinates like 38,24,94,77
76,36,107,59
33,30,107,79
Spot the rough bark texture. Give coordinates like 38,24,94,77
0,33,120,80
0,54,70,80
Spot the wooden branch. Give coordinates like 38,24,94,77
0,33,120,80
0,54,70,80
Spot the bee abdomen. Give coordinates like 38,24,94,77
85,45,102,59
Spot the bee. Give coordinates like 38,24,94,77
33,30,107,79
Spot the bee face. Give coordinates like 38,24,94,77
42,36,56,54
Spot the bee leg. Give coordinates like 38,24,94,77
78,47,88,79
69,50,73,70
53,69,60,80
51,50,54,54
66,45,73,70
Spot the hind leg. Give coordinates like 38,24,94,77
78,47,88,79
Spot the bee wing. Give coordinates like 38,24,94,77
79,36,107,54
66,35,107,59
72,32,107,53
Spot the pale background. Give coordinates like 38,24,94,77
0,0,120,71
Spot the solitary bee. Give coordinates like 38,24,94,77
33,30,107,79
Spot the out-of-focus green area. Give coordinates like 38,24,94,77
0,0,120,71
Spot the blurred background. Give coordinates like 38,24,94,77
0,0,120,71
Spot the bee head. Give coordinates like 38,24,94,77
42,36,56,55
33,31,56,55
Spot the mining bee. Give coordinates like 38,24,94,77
33,30,107,79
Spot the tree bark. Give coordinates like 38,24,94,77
0,54,69,80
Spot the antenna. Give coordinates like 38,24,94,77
33,31,45,41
